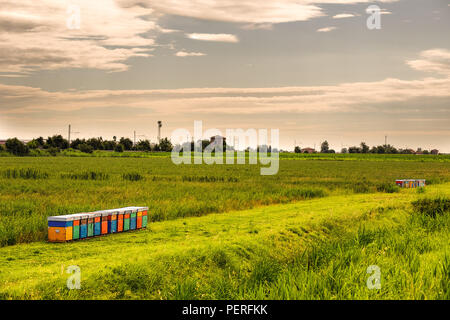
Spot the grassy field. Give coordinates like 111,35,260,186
1,155,449,246
0,154,449,299
0,183,448,299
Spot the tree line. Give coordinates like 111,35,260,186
0,135,173,156
294,140,436,154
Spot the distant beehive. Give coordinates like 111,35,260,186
395,179,426,188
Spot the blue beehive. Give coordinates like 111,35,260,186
92,211,101,236
79,214,89,239
107,209,118,234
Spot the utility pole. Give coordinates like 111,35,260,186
134,131,136,147
385,135,388,146
68,124,79,146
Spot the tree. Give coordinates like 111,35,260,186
102,140,116,150
27,140,39,149
341,148,348,154
114,144,124,152
86,137,103,150
348,146,361,153
360,142,369,153
35,137,45,148
70,138,85,149
294,146,301,153
423,150,429,155
119,137,133,151
79,143,94,154
320,140,329,153
136,140,151,151
6,138,29,156
46,135,69,149
159,137,173,152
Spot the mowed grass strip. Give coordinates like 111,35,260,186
0,184,448,299
1,156,449,247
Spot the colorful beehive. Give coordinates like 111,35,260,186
48,215,74,242
142,207,148,228
123,209,131,231
395,179,426,188
79,214,89,239
48,205,148,242
87,213,94,238
71,214,82,240
92,212,101,236
107,209,118,233
117,209,125,232
100,211,109,235
130,208,137,230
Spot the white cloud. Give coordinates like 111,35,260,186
317,26,337,32
186,33,239,43
407,49,450,75
0,0,157,74
1,49,446,118
332,13,356,19
175,51,206,57
139,0,398,24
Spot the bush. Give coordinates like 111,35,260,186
5,138,29,156
2,168,49,179
114,144,124,153
47,147,60,156
412,197,450,218
79,143,94,154
377,183,400,193
60,171,109,180
122,172,144,181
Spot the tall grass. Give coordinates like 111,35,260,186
122,172,144,181
0,156,449,246
60,171,109,180
412,197,450,218
1,168,49,179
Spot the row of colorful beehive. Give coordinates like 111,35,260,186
48,206,148,242
395,179,426,188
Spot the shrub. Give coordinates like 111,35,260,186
2,168,49,179
60,171,109,180
114,144,124,153
79,143,94,154
412,197,450,218
5,138,29,156
122,172,144,181
47,147,60,156
377,183,400,193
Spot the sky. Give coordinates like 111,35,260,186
0,0,449,152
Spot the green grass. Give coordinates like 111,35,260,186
0,184,448,299
0,156,449,246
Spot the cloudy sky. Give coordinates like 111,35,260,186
0,0,449,151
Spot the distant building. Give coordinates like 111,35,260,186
0,140,6,145
301,147,316,154
431,149,439,155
